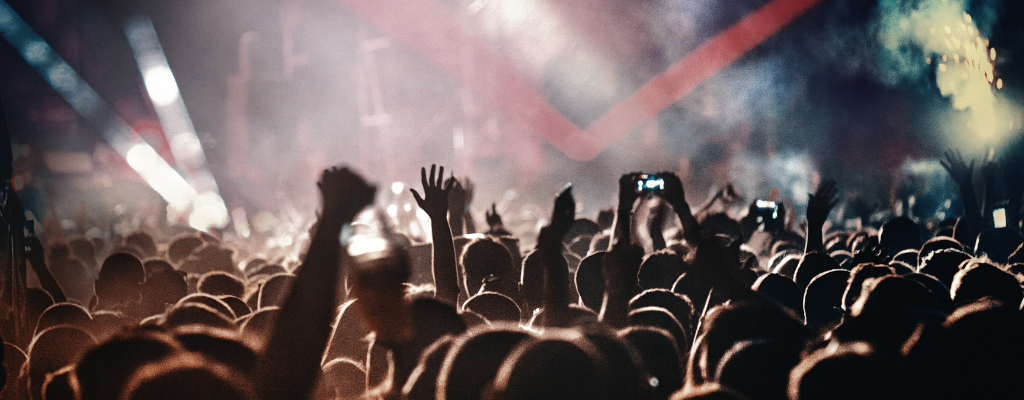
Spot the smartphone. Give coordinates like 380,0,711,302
755,200,779,227
635,174,665,193
993,207,1007,229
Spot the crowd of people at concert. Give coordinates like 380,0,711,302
1,142,1023,400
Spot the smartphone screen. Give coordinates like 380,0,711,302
993,208,1006,229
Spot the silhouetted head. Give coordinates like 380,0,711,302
753,273,803,316
118,353,255,400
162,303,236,331
35,303,92,336
96,253,145,311
240,307,279,347
794,253,841,290
639,250,685,290
463,292,521,324
903,272,953,313
140,269,188,317
950,262,1023,307
176,293,235,320
850,276,939,319
771,254,802,280
689,298,805,388
257,273,296,309
141,259,175,280
788,342,898,400
584,329,650,400
918,249,971,288
167,235,204,264
487,331,609,400
879,217,921,256
629,306,689,357
714,339,800,400
620,326,682,400
700,213,743,244
76,328,180,400
174,326,257,376
917,236,961,268
402,335,454,400
892,249,919,267
803,269,850,328
42,364,77,400
974,228,1024,264
461,237,517,297
842,264,895,312
197,271,246,298
217,296,250,320
124,232,157,259
630,289,695,335
28,326,96,400
68,237,98,269
575,252,606,312
438,325,531,400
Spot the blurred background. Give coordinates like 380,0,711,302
0,0,1021,247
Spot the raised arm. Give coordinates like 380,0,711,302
538,186,575,327
602,174,644,328
941,150,983,240
410,165,460,305
609,173,641,249
26,237,66,304
255,166,375,400
805,180,839,254
658,171,704,244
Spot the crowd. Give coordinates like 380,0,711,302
1,143,1023,400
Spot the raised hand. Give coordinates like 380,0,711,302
805,180,839,253
318,166,377,224
940,150,975,188
536,185,576,328
485,203,504,229
657,171,686,208
410,165,454,220
657,171,704,243
807,180,839,228
542,185,576,245
940,149,982,239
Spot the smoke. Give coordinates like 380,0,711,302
877,0,1004,141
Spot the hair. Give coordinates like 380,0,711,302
753,273,803,316
803,269,850,328
575,252,606,312
28,326,97,400
437,325,531,400
76,328,181,400
794,253,841,290
842,264,896,312
620,326,683,399
917,236,962,268
638,250,685,290
461,238,517,297
197,271,246,298
487,332,609,400
118,353,255,400
950,262,1023,307
629,289,695,337
463,292,521,324
788,342,898,400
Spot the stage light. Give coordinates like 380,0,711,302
125,15,229,230
0,2,222,230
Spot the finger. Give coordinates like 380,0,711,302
437,165,445,187
443,176,455,192
430,165,437,187
411,189,425,206
421,167,429,190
